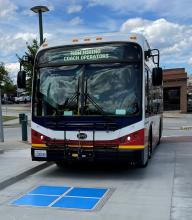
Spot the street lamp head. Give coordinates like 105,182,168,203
31,6,49,13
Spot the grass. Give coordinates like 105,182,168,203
2,116,18,122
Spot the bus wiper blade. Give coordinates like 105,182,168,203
83,79,105,115
63,78,80,109
85,94,105,114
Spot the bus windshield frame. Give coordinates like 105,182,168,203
32,42,143,118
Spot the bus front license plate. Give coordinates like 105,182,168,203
34,150,47,158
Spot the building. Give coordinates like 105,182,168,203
163,68,187,113
188,76,192,94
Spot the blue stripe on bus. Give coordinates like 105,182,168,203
32,115,142,131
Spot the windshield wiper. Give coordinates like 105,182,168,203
63,77,80,110
82,78,105,115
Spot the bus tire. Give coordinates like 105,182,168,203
148,129,153,159
157,120,162,145
138,156,148,168
138,146,149,168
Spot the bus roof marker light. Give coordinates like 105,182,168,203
130,36,137,40
72,39,79,43
96,37,103,41
84,38,91,42
42,43,48,48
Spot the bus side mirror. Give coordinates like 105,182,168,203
17,71,26,89
152,67,162,86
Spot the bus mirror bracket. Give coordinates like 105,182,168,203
145,49,160,67
152,67,163,86
144,50,151,60
17,70,26,89
23,55,34,65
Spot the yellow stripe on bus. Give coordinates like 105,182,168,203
32,144,144,149
118,145,144,150
32,144,46,148
68,145,93,148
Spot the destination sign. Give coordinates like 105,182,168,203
63,48,110,62
38,43,141,66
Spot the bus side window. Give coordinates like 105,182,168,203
145,68,149,115
148,69,154,114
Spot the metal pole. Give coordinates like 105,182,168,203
31,6,49,45
38,10,43,45
0,88,4,142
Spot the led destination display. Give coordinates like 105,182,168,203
38,43,141,66
63,48,109,62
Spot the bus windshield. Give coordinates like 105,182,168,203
33,43,142,117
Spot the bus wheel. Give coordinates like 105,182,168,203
157,121,162,145
138,146,149,168
148,135,152,159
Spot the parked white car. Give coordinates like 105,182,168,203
14,95,31,103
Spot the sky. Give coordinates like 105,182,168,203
1,0,192,82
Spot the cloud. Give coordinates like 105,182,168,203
69,17,83,26
67,5,82,14
0,33,36,57
14,33,37,42
0,0,17,18
88,0,192,20
5,62,20,83
120,18,192,67
5,62,20,72
121,18,192,54
188,58,192,65
0,31,52,61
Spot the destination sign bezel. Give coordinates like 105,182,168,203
37,42,142,66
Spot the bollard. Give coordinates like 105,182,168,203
24,114,28,125
19,113,25,124
21,119,28,141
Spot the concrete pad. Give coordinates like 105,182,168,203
0,148,52,190
171,207,192,220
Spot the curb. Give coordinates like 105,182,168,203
0,162,53,191
3,123,31,128
3,124,20,128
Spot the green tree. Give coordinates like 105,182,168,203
0,62,8,84
0,63,16,96
17,39,39,94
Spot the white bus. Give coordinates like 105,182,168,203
18,32,163,167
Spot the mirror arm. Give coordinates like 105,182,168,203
144,49,151,60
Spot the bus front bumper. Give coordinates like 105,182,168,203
31,146,144,163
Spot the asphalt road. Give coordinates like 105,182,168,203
0,114,192,220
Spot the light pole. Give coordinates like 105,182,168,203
31,6,49,45
0,82,4,142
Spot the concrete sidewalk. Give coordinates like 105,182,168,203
0,140,52,191
163,111,192,118
3,118,20,127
